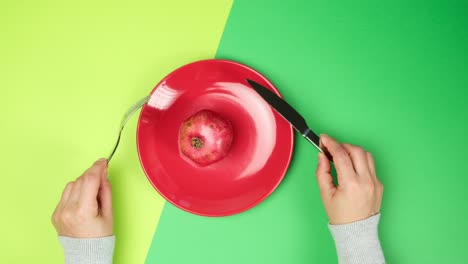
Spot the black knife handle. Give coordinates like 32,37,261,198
303,129,333,162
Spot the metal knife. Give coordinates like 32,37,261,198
246,79,333,161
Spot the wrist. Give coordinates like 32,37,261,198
328,213,385,263
59,236,115,264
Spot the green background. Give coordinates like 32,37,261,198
148,0,468,263
2,0,468,263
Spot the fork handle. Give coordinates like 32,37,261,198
107,96,150,163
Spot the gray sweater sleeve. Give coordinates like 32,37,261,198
58,236,115,264
328,214,385,264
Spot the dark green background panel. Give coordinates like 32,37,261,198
147,0,468,263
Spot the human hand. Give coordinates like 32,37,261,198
316,134,383,225
52,158,113,237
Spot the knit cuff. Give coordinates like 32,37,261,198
59,236,115,264
328,214,385,264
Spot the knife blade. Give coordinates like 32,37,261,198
246,79,332,161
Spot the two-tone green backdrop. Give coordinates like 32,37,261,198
1,0,467,263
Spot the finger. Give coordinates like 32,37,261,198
57,182,74,209
79,159,108,206
98,162,112,217
98,176,113,218
320,134,355,182
52,182,74,225
100,159,109,182
342,144,370,177
68,176,82,204
367,152,377,179
315,152,336,197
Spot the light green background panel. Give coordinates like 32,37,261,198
0,0,232,263
148,0,468,263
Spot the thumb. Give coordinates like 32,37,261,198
316,152,336,197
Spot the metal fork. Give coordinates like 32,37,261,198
107,96,150,163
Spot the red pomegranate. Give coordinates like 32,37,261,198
178,110,233,166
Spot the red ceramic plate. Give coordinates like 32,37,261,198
137,59,294,216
